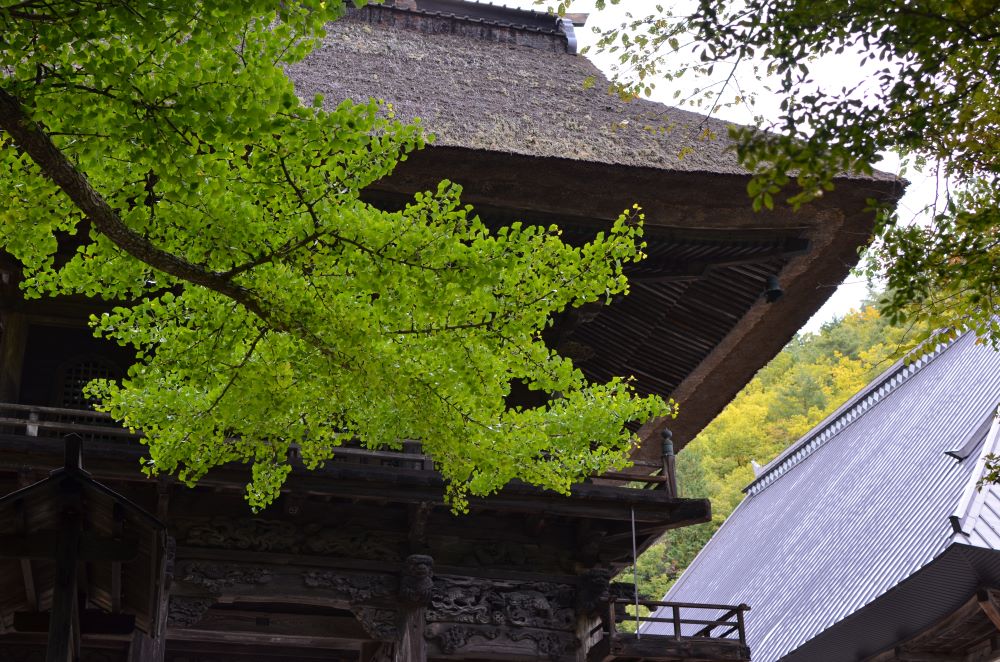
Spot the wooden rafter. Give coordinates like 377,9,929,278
978,589,1000,632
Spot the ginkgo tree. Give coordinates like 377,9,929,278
0,0,669,509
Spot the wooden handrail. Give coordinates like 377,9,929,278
610,598,748,611
600,597,749,644
0,401,680,494
693,606,739,637
630,615,739,627
599,471,669,483
0,403,115,418
0,417,137,438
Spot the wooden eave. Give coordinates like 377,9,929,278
865,589,1000,662
0,433,708,574
0,457,167,633
0,143,899,473
370,145,903,461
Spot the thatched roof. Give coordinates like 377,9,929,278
288,2,748,174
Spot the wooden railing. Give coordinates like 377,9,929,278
596,597,749,646
0,402,677,492
0,402,137,441
598,460,676,495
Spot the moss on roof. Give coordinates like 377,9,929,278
287,6,748,175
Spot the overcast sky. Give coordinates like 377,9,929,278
498,0,938,333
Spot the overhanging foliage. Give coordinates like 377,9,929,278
0,1,670,509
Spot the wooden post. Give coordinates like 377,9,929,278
0,311,27,402
575,613,590,662
396,608,426,662
671,605,681,641
361,641,391,662
127,632,155,662
661,428,678,498
737,605,748,648
147,536,174,662
47,493,81,662
14,497,38,611
395,554,432,662
111,503,124,614
47,439,87,662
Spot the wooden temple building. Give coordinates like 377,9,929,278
0,1,902,660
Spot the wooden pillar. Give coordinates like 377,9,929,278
576,568,611,662
661,428,678,498
126,632,155,662
575,614,591,662
0,311,27,402
395,554,432,662
361,641,394,662
147,536,174,662
396,608,426,662
47,485,81,662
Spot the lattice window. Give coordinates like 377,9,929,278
57,356,120,410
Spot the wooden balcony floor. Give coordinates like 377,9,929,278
589,632,751,662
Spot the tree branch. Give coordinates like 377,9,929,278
0,85,356,369
0,85,264,315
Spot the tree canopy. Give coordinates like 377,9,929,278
0,1,668,509
555,0,1000,351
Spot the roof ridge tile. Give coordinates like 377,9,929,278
744,337,956,496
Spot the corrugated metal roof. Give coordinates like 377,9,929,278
649,331,1000,662
744,342,952,495
783,543,1000,661
950,415,1000,549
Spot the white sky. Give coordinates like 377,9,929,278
501,0,940,333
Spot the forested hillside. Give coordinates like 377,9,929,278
635,303,921,598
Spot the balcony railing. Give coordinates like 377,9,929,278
587,597,751,661
0,402,677,493
0,402,136,441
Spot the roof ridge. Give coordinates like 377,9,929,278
744,336,956,497
364,1,577,51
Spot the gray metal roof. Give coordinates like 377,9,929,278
649,331,1000,661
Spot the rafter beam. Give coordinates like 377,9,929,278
978,589,1000,631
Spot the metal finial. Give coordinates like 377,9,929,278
661,427,674,456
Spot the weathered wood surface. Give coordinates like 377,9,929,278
864,589,1000,662
0,436,709,588
170,560,398,608
0,532,138,561
0,311,27,403
126,632,154,662
425,623,577,661
587,633,750,662
396,609,426,662
0,433,706,525
166,627,365,652
45,508,79,662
